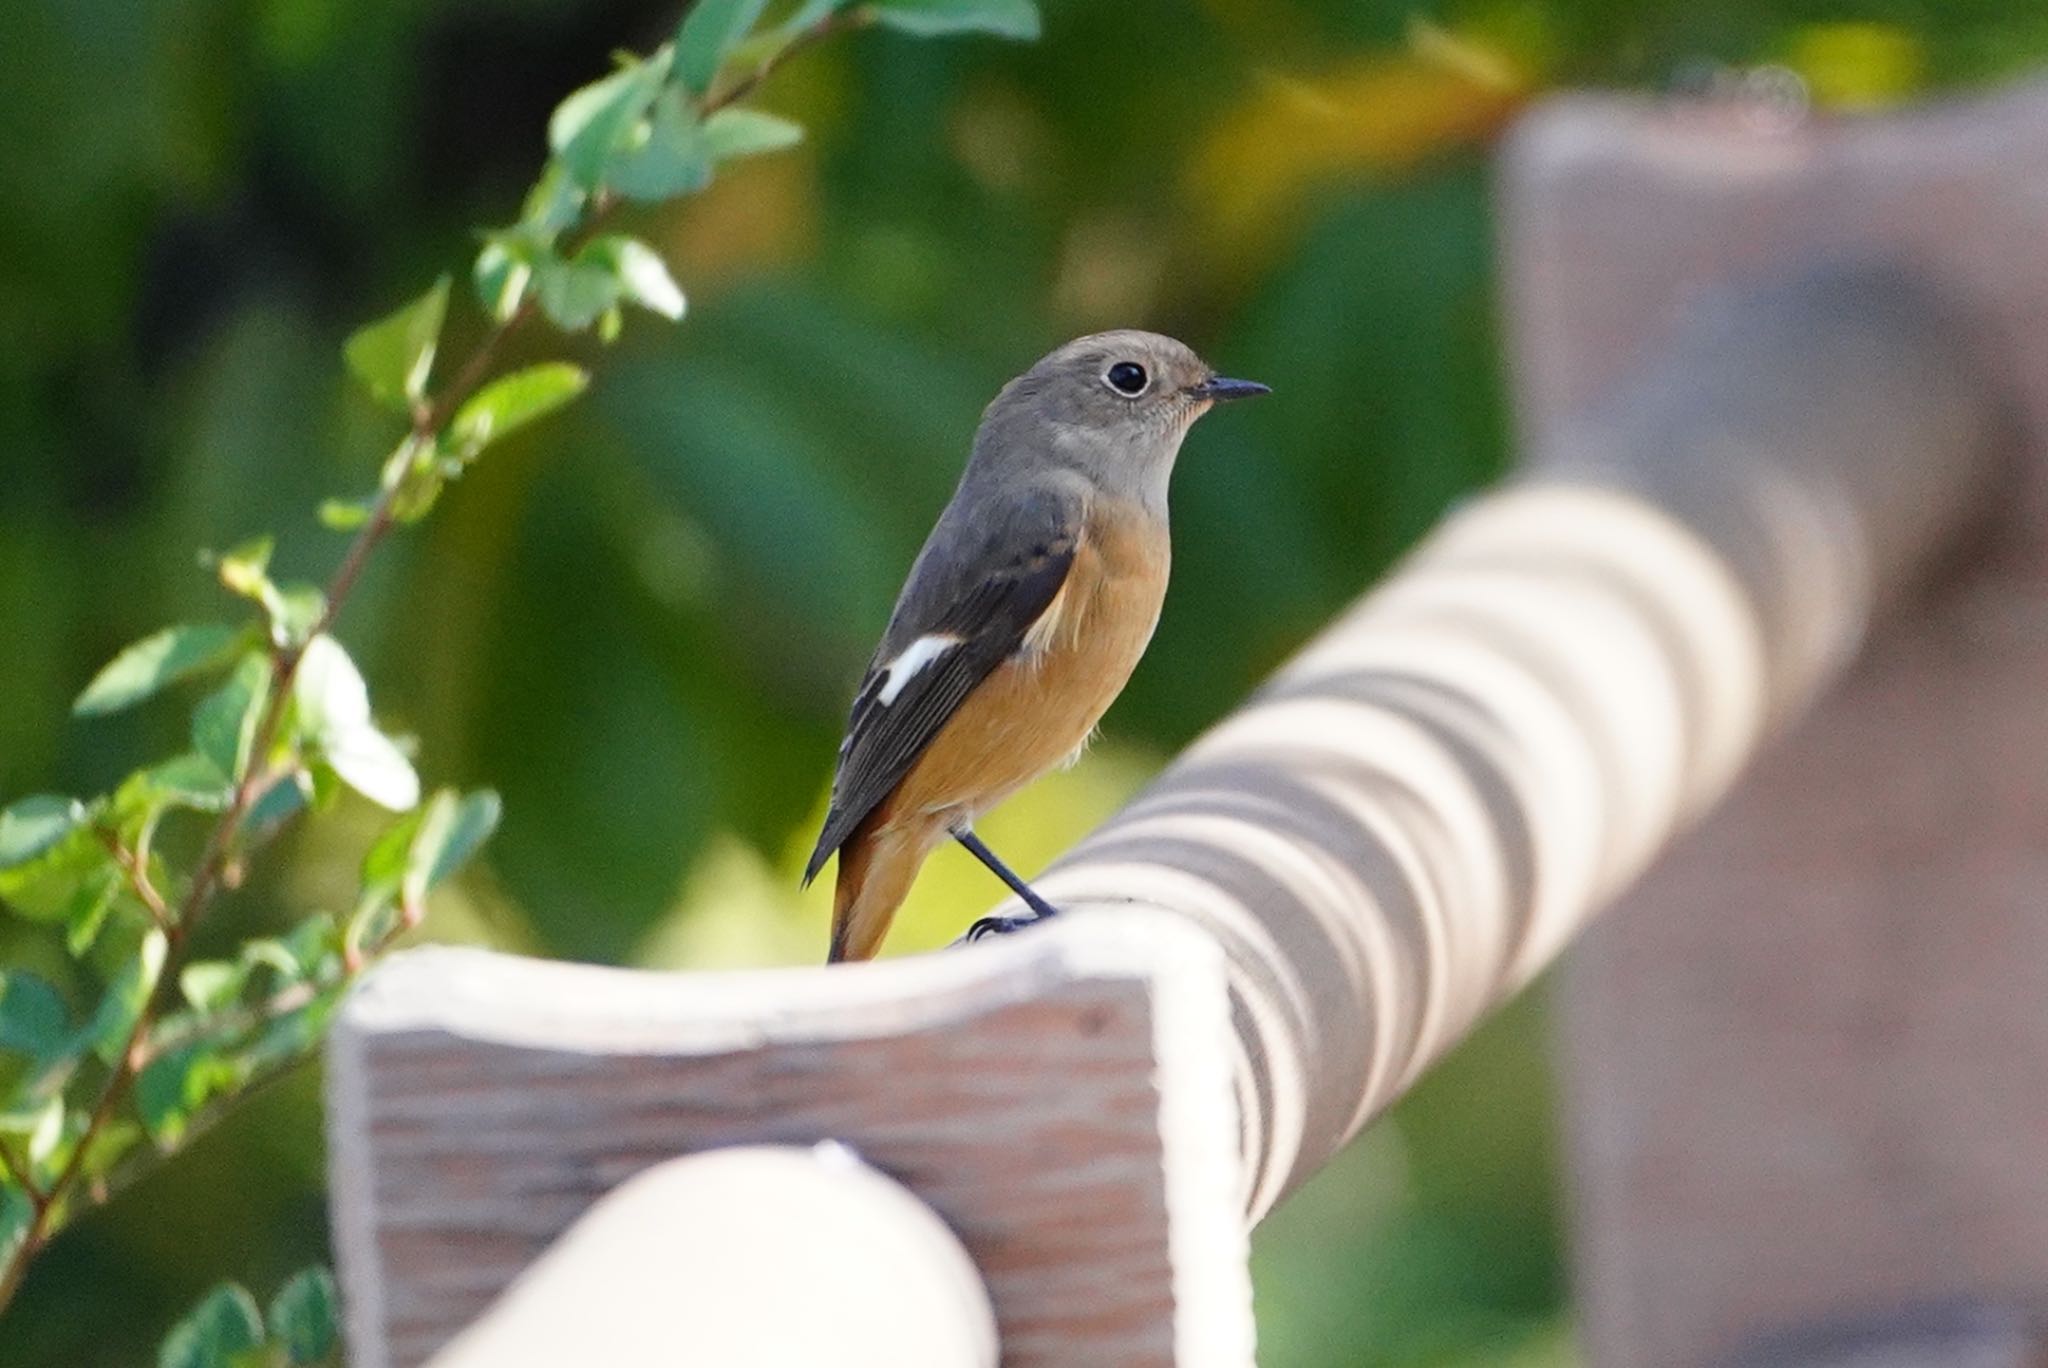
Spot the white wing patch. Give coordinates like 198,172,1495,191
877,633,963,705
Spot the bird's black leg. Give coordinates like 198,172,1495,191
951,828,1060,943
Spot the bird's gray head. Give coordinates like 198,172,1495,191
970,329,1268,508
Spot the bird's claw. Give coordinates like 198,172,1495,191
956,909,1055,946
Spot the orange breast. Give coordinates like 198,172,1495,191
881,498,1169,828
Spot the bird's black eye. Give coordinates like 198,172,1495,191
1104,361,1149,396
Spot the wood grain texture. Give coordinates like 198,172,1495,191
329,912,1249,1368
1501,83,2048,1365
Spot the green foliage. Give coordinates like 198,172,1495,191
867,0,1042,40
72,626,247,718
0,0,1046,1349
157,1269,339,1368
343,278,451,413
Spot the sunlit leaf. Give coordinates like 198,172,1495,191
74,624,244,717
0,796,85,868
703,107,805,163
324,726,420,813
868,0,1041,40
25,1096,62,1167
607,89,713,202
0,971,70,1061
268,1267,341,1367
448,364,589,458
548,52,670,189
292,636,370,737
213,535,275,602
343,276,452,412
585,236,687,319
317,497,372,531
158,1282,265,1368
676,0,772,93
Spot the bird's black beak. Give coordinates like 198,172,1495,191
1187,375,1271,402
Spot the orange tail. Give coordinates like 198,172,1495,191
828,818,940,963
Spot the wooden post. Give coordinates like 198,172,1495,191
1501,83,2048,1365
328,913,1251,1368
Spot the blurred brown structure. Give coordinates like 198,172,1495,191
327,80,2048,1367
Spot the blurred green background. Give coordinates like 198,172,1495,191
2,0,2044,1362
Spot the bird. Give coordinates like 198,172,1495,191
802,330,1268,963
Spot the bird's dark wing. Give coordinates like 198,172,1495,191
804,484,1081,884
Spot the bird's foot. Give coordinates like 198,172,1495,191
955,905,1058,946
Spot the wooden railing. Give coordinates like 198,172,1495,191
327,78,2048,1368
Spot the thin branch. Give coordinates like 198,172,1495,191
93,829,173,933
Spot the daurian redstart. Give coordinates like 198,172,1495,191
804,331,1268,962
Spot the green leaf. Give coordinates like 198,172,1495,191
179,960,249,1013
192,654,272,784
362,809,424,894
0,1186,30,1270
405,789,503,907
214,535,276,600
119,753,236,817
548,51,670,189
0,796,85,868
0,814,108,923
295,637,419,810
448,364,589,458
344,276,451,412
521,161,587,238
323,725,420,813
782,0,850,32
868,0,1040,39
533,248,624,332
63,867,123,956
76,1120,142,1182
703,107,805,162
606,89,713,202
269,1267,341,1366
138,1040,246,1145
243,912,340,987
243,770,311,841
86,927,167,1065
317,497,372,531
272,585,327,650
474,231,542,322
584,236,687,320
0,971,69,1060
158,1282,265,1368
74,624,243,717
25,1096,62,1167
676,0,772,93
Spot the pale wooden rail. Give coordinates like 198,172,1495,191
328,78,2048,1368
